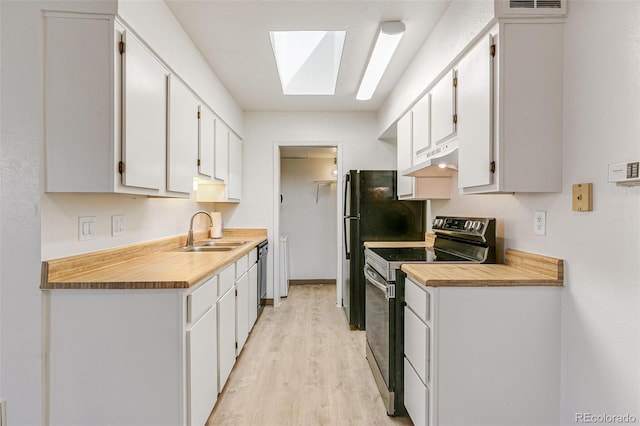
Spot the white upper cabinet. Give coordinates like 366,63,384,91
214,119,229,183
412,94,431,164
198,105,216,179
458,22,564,194
44,13,116,193
167,75,199,194
457,33,494,189
227,133,243,201
43,12,241,198
397,111,414,199
430,69,457,146
121,29,168,191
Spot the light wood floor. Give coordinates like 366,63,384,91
207,284,413,426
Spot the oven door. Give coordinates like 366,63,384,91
364,263,397,415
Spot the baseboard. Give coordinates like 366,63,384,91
289,279,336,286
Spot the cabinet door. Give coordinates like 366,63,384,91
457,34,494,189
217,286,236,393
186,306,217,426
397,111,414,198
404,306,429,384
198,105,215,178
404,357,428,426
412,94,431,162
44,14,113,193
430,69,457,145
248,263,258,330
121,30,167,190
236,273,249,355
227,133,243,200
214,118,229,182
167,75,198,194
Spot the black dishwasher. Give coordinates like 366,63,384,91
257,240,268,317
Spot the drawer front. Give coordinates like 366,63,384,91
406,277,430,322
404,357,429,426
218,264,235,298
248,247,258,265
404,306,430,384
235,254,249,279
187,276,217,324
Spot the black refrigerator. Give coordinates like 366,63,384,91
342,170,426,330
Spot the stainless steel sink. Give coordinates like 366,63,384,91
180,246,235,252
197,240,248,247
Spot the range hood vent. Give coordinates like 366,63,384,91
402,141,458,178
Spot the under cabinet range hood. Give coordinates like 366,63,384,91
402,140,458,178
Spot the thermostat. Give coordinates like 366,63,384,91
608,161,640,186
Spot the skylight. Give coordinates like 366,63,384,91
269,30,346,95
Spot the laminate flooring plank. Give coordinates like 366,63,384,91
207,284,412,426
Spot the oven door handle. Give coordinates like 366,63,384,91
364,265,395,300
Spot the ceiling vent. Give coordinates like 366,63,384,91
498,0,566,16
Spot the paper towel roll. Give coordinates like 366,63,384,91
210,212,223,239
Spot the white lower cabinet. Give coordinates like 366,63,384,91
248,262,258,330
235,255,250,355
186,303,217,426
404,358,428,426
403,276,561,426
217,265,237,393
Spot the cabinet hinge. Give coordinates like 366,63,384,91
235,342,238,349
119,41,126,55
197,111,201,119
235,289,238,296
453,114,458,124
453,76,458,87
118,161,125,174
490,44,496,58
490,161,496,173
197,159,201,167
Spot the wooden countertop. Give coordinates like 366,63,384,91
402,249,563,287
41,229,267,290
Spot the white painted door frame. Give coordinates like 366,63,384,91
272,141,343,308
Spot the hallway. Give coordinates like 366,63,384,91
207,284,412,425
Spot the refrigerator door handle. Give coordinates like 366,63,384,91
343,214,359,260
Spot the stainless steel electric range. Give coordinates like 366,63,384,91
363,216,497,416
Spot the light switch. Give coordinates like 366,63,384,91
572,183,593,212
111,215,125,237
78,216,96,241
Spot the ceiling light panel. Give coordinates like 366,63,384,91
357,21,405,101
270,30,346,95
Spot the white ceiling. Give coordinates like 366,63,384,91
164,0,451,113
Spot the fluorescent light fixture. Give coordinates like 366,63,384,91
270,30,346,95
357,21,405,101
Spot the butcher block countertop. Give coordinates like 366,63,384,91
402,249,563,287
41,228,267,290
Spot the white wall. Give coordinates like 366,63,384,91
229,112,395,299
420,1,639,423
280,157,337,280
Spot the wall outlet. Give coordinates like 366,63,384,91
111,215,125,237
78,216,96,241
534,210,547,236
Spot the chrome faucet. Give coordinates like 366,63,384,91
186,210,214,247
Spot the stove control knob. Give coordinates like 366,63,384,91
464,220,472,230
474,221,484,232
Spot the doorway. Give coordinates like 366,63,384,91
272,142,343,308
